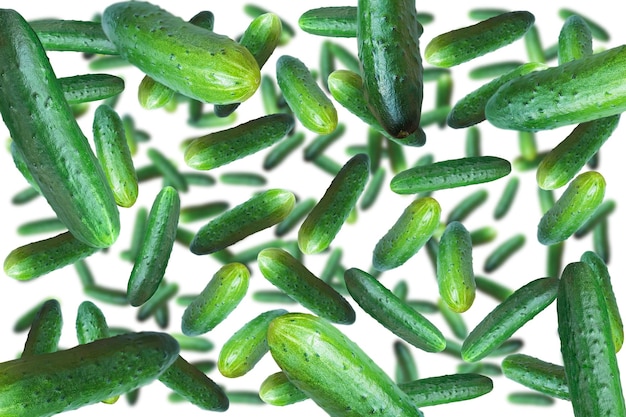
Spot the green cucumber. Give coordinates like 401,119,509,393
267,313,425,416
394,340,418,384
76,300,110,345
483,233,526,272
28,18,118,55
425,11,534,68
21,299,63,357
557,262,626,416
59,74,124,105
259,371,309,406
502,354,569,400
102,1,260,105
0,9,120,248
486,44,626,131
0,332,179,417
558,8,610,42
558,15,593,64
398,373,493,407
447,189,488,223
494,176,520,219
358,0,423,138
437,221,475,313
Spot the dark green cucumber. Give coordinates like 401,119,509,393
502,354,569,400
399,373,493,407
358,0,423,138
558,15,593,64
0,9,120,248
102,1,260,105
59,74,124,105
21,299,63,357
28,18,118,55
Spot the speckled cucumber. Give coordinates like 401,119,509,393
101,1,260,105
267,313,425,416
437,221,475,313
28,18,118,55
21,299,63,357
0,9,120,248
358,0,424,138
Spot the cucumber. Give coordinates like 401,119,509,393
28,18,118,55
60,74,124,105
21,299,63,357
502,354,569,400
358,0,423,138
557,262,626,416
483,233,526,272
494,176,520,219
0,332,180,417
437,221,475,313
393,340,418,384
558,15,593,64
267,313,425,416
486,44,626,131
398,373,493,407
558,8,610,42
447,189,488,223
259,371,309,406
425,11,534,68
102,1,260,105
0,9,120,248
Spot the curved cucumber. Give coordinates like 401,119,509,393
267,313,425,416
358,0,423,138
0,332,179,417
0,9,120,248
102,1,260,105
22,299,62,357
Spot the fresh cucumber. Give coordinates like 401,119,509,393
21,299,63,357
437,221,475,313
28,18,118,55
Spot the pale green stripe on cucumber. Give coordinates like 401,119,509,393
372,197,441,271
425,11,534,68
345,268,446,352
461,277,558,362
21,299,63,357
181,263,249,336
258,248,355,324
437,221,475,313
537,171,605,245
28,18,118,55
398,373,493,407
127,186,180,306
0,9,120,248
218,309,288,378
298,153,369,254
557,262,626,416
190,189,295,255
267,313,425,417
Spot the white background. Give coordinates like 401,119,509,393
0,1,624,416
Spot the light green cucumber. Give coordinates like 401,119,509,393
127,186,180,306
358,0,423,138
558,8,610,42
502,354,569,400
28,18,118,55
276,54,337,134
184,114,294,170
372,197,441,271
267,313,425,416
398,373,493,407
344,268,445,352
16,217,65,236
0,9,119,248
21,299,63,357
298,153,369,254
462,277,558,362
537,171,605,245
93,104,138,207
558,15,593,64
102,1,260,104
138,76,176,110
258,248,355,324
437,221,475,313
557,262,626,416
394,340,418,384
0,332,179,417
259,371,309,406
190,189,295,255
483,234,526,272
218,309,288,378
486,45,626,131
147,147,188,192
181,263,250,336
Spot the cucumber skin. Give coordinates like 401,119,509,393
399,373,493,407
29,19,118,55
267,313,424,417
486,45,626,131
22,299,63,357
102,1,260,105
437,221,475,313
558,15,592,64
557,262,626,416
502,354,569,400
0,9,120,248
0,332,180,417
358,0,423,138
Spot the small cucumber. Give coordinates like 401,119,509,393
358,0,424,138
398,373,493,407
557,262,626,416
21,299,63,357
0,332,180,417
0,9,120,248
558,15,593,64
437,221,475,313
393,340,418,384
102,1,260,105
502,353,569,400
259,371,309,406
483,233,526,273
28,18,118,55
60,74,124,105
425,11,535,68
558,8,610,42
267,313,425,416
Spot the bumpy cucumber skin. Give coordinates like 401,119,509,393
557,262,626,416
537,171,605,245
461,277,558,362
425,11,534,68
22,299,62,357
181,263,250,336
259,371,309,406
4,231,99,281
102,1,260,105
558,15,592,64
276,55,337,134
184,114,295,171
299,7,358,38
76,301,110,345
437,221,475,313
502,354,569,400
0,9,120,248
267,313,425,417
218,309,288,378
190,189,295,255
127,186,180,306
344,268,446,352
29,19,118,55
399,373,493,407
60,74,125,105
391,156,511,194
483,234,526,272
486,45,626,131
358,0,423,138
0,332,179,417
298,153,370,254
258,248,355,325
373,197,441,271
